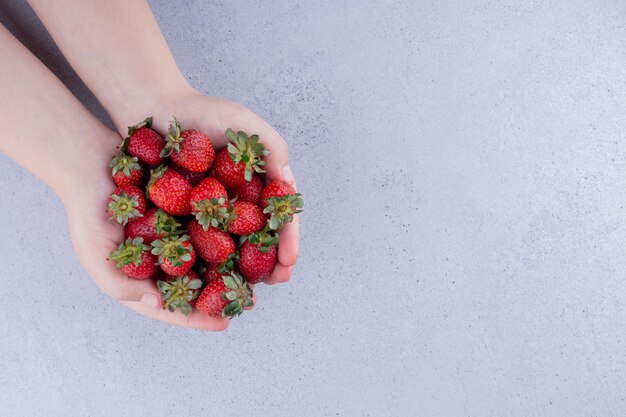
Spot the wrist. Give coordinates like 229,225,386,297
107,78,197,135
56,129,121,209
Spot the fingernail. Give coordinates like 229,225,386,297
140,293,160,308
282,165,294,183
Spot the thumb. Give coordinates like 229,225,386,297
101,272,162,307
91,260,162,307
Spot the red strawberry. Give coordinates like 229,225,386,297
201,264,223,283
210,148,245,189
126,117,164,166
196,271,253,317
187,220,235,264
109,152,143,186
107,184,146,225
190,177,230,230
228,201,265,235
146,165,192,216
156,270,202,316
210,129,268,188
170,163,205,186
162,118,214,172
125,207,181,244
260,180,296,207
109,237,158,280
151,235,196,276
238,227,279,283
239,241,277,283
228,173,263,205
261,180,304,229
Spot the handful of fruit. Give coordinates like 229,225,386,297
107,117,303,318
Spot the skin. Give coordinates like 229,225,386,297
0,1,299,331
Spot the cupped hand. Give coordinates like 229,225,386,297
63,132,229,331
64,92,299,331
139,90,300,285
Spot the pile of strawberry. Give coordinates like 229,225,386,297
106,117,302,318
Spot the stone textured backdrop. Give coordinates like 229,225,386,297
1,0,626,416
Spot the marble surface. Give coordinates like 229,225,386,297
1,0,626,415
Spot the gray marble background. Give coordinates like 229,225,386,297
1,1,626,416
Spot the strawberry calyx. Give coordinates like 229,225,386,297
221,271,254,317
192,196,231,231
108,192,143,225
109,152,141,177
151,235,193,267
154,209,182,236
128,116,153,137
147,164,168,191
263,193,304,230
161,117,183,157
241,225,279,253
110,237,149,267
217,251,239,273
157,273,202,316
225,128,269,181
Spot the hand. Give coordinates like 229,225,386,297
134,89,301,285
64,90,300,331
0,23,232,331
63,131,230,331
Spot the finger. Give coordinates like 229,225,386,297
276,164,297,188
94,252,162,305
109,275,161,304
122,300,230,331
278,214,300,266
264,276,278,285
266,264,294,285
